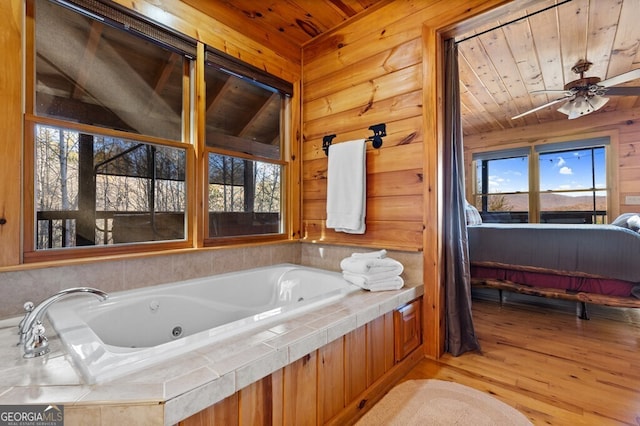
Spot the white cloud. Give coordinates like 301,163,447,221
488,177,502,190
559,166,572,175
556,157,566,167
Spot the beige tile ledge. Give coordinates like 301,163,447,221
0,284,423,425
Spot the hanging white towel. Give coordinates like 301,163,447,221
326,139,367,234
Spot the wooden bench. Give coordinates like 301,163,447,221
471,277,640,320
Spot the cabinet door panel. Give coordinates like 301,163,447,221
394,299,422,361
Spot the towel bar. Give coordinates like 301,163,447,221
322,123,386,156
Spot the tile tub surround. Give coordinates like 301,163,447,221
0,242,301,320
0,242,423,321
0,282,423,425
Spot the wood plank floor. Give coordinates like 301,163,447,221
402,291,640,425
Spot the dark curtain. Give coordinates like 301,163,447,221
443,38,480,356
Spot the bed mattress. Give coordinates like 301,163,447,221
467,223,640,284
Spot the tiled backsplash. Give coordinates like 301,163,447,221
0,242,423,320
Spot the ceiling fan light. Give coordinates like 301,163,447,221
557,95,608,119
556,99,586,119
588,95,609,111
557,102,572,116
567,107,585,119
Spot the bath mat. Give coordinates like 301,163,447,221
356,379,532,425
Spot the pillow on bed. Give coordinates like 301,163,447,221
611,213,640,231
628,215,640,231
465,201,482,225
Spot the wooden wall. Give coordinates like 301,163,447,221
300,0,512,251
301,0,512,358
0,0,22,266
464,106,640,218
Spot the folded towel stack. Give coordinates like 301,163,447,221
341,250,404,291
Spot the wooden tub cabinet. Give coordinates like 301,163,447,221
179,297,423,426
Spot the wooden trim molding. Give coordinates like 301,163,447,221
0,0,24,266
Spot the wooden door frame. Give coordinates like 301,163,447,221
421,0,547,358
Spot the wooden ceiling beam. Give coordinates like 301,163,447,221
205,75,234,114
143,52,182,114
72,20,103,99
237,92,279,138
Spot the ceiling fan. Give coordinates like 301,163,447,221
512,59,640,120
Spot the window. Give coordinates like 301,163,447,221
208,155,281,237
33,0,192,141
473,138,609,224
537,145,607,223
203,50,291,240
25,0,293,260
26,0,194,256
34,125,187,248
474,149,530,223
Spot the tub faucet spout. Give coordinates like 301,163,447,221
18,287,108,358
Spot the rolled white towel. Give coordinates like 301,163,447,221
343,272,404,291
350,249,387,259
340,256,403,276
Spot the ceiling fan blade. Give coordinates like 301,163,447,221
598,68,640,88
603,86,640,96
511,96,572,120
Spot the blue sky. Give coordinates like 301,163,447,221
482,148,605,194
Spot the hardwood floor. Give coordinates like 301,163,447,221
402,292,640,425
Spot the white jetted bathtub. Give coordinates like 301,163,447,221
46,264,359,384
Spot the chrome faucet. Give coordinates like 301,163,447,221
18,287,108,358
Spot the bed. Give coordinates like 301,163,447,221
467,221,640,318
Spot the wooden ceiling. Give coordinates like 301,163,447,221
455,0,640,136
180,0,391,60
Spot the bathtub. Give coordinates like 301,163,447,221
46,264,359,384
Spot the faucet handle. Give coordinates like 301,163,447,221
32,321,45,336
23,301,35,312
23,320,49,358
17,301,35,341
33,321,46,337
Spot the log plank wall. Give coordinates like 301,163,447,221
301,0,514,358
0,0,22,266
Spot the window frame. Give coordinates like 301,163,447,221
201,51,292,245
22,0,296,262
472,147,530,221
23,0,196,261
470,133,618,224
